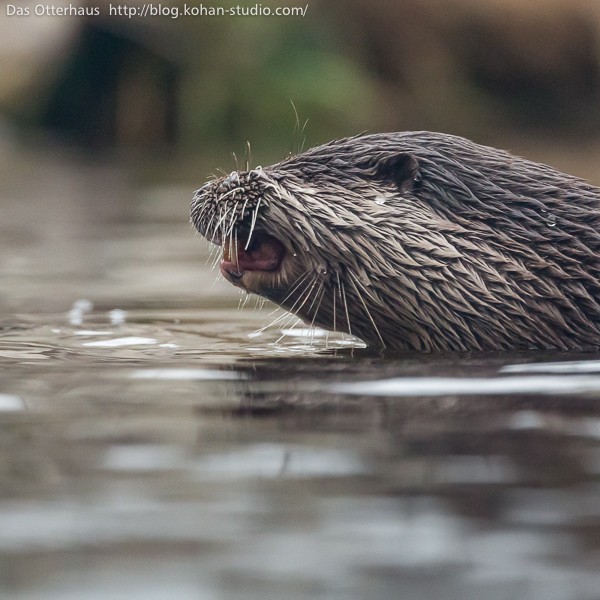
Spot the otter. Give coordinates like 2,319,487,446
191,132,600,351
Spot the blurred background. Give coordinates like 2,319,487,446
5,0,600,315
4,0,600,174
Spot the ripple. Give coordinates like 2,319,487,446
329,375,600,396
129,368,245,380
81,337,158,348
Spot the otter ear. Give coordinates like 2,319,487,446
370,153,420,193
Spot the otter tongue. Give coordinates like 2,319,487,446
222,234,284,272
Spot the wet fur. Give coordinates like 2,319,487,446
191,131,600,351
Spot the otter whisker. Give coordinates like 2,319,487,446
335,272,353,339
339,279,353,339
289,100,310,156
245,141,252,173
217,186,245,202
255,273,319,337
191,194,212,233
202,216,218,249
208,241,219,265
251,273,310,333
206,206,223,244
233,227,240,272
348,272,386,348
271,271,310,326
245,197,262,251
348,272,384,308
239,289,260,310
225,201,239,242
203,234,218,267
210,247,222,272
215,205,235,242
227,223,234,268
274,289,319,339
240,195,251,224
278,276,324,343
228,216,240,244
251,302,291,335
305,278,325,326
279,271,313,309
275,316,304,345
210,210,224,269
307,281,327,334
253,271,311,323
246,271,314,337
299,118,309,151
209,241,223,271
287,274,322,321
252,307,294,338
332,281,337,336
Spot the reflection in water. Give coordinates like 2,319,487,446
1,146,600,599
2,320,600,600
330,374,600,396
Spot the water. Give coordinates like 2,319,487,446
2,143,600,600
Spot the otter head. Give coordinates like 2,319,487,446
190,137,423,348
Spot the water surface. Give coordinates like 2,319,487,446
2,143,600,599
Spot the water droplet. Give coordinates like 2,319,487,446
546,213,557,227
375,196,386,205
72,299,93,313
68,309,83,326
318,266,328,276
109,309,127,325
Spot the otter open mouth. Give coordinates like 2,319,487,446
220,232,286,284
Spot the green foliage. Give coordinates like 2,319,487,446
180,15,377,160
